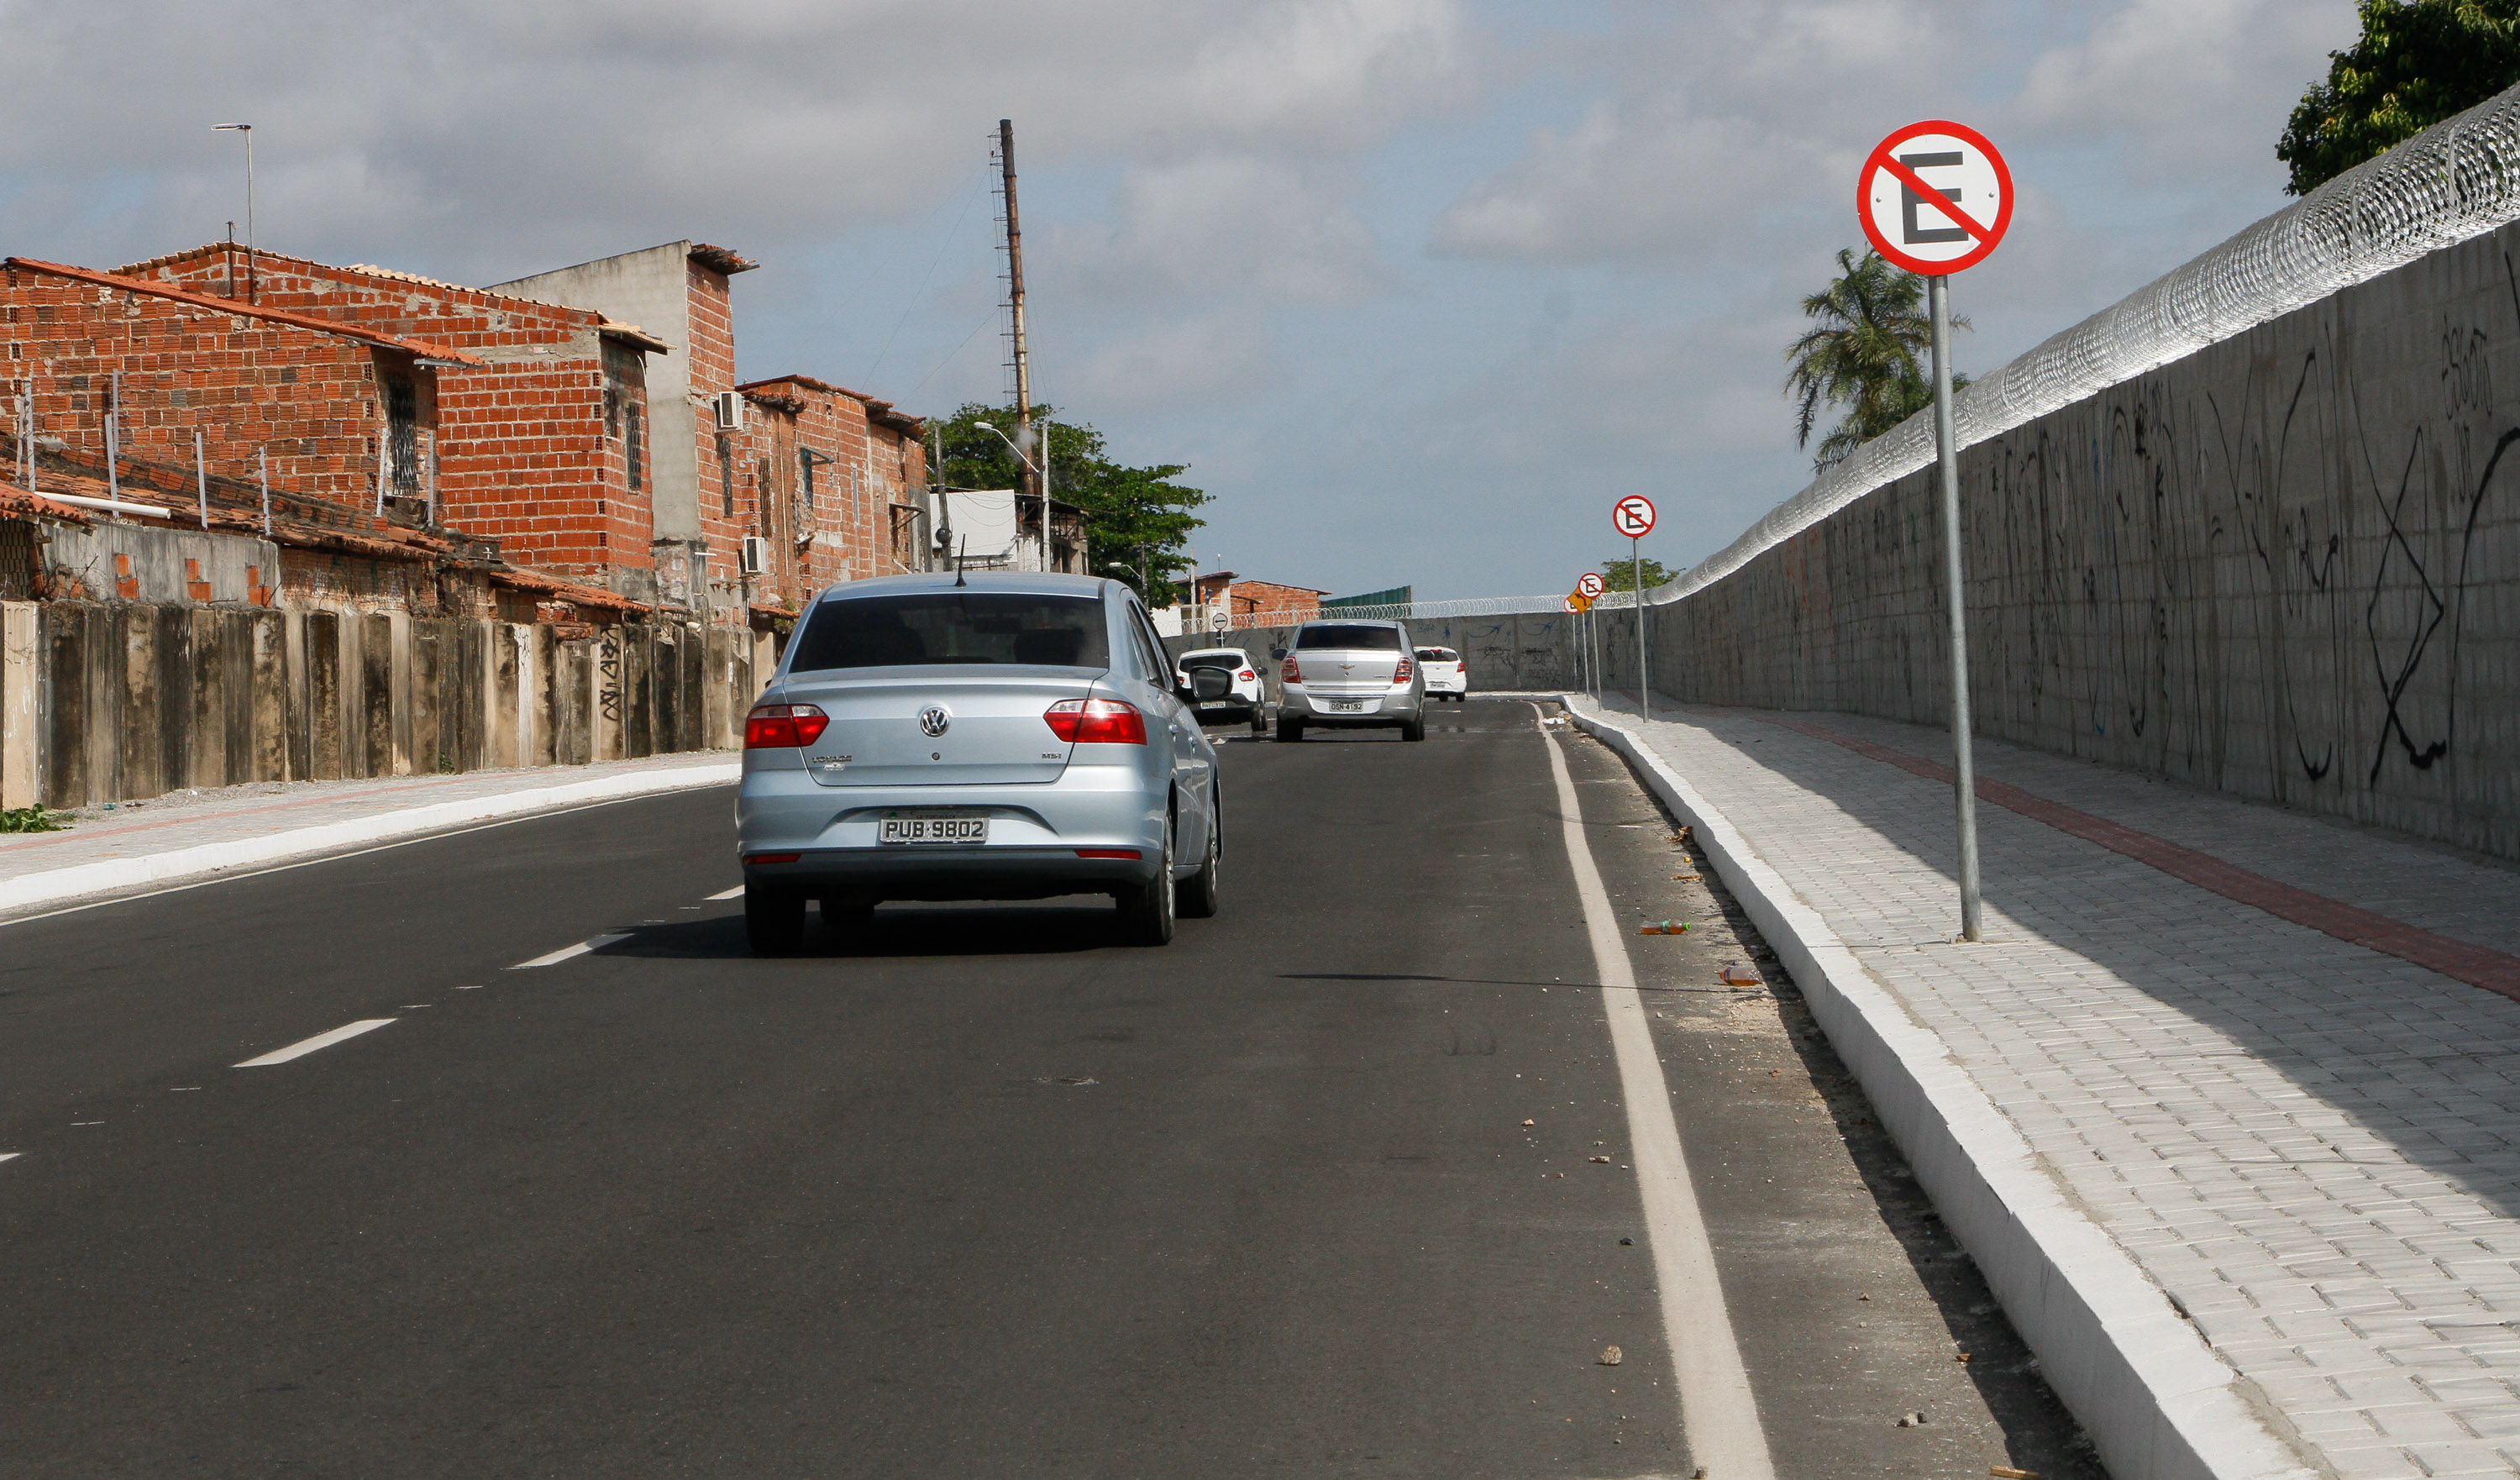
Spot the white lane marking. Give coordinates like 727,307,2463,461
508,932,632,969
234,1018,398,1068
1535,703,1777,1480
705,885,744,901
0,1152,18,1165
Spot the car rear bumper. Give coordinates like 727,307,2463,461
735,764,1167,899
1280,685,1420,724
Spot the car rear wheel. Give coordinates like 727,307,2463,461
1274,714,1305,743
1179,805,1221,918
1401,716,1425,742
1116,821,1177,945
1248,706,1268,736
746,886,806,954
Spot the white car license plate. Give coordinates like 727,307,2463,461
1200,699,1235,709
1326,699,1367,713
879,814,989,845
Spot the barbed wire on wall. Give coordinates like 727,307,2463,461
1653,81,2520,606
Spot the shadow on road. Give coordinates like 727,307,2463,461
598,900,1136,962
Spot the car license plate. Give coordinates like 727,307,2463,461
879,814,988,845
1326,699,1367,713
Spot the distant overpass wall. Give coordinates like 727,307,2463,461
1590,91,2520,863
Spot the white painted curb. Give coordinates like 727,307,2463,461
1558,696,2318,1480
0,762,739,917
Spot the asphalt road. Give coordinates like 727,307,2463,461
0,697,2098,1478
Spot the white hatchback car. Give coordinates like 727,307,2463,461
1415,646,1467,701
1173,647,1268,734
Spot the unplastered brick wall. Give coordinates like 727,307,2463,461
685,259,745,596
123,247,659,593
0,266,430,515
734,376,928,602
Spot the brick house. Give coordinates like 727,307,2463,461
1185,573,1326,628
731,375,929,611
2,256,477,526
116,244,670,604
486,242,759,617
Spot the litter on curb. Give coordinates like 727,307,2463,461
1597,1345,1623,1366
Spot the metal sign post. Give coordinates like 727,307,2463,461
1860,119,2012,942
1610,496,1656,722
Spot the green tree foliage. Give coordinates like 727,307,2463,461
2278,1,2520,195
929,402,1209,604
1783,248,1969,473
1597,555,1673,592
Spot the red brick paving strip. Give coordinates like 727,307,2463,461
1742,713,2520,1005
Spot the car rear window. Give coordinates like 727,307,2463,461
787,593,1110,671
1296,624,1402,651
1416,648,1460,662
1182,650,1247,668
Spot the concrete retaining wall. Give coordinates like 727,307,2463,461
0,599,770,808
1588,213,2520,862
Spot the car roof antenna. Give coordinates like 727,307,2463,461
953,535,968,587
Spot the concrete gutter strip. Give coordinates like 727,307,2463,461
1562,698,2319,1480
0,763,739,917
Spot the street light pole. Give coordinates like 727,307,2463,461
973,420,1046,571
211,123,255,303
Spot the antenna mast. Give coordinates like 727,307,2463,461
995,118,1042,569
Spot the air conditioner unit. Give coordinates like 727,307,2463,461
739,535,769,575
713,391,746,431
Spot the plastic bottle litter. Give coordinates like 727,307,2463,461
1991,1467,2038,1479
1720,964,1763,985
1638,920,1691,935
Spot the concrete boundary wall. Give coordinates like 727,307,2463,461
1567,698,2317,1480
0,599,773,809
1578,206,2520,863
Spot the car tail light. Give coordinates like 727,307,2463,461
743,853,801,864
1043,698,1147,744
1392,655,1414,685
1074,848,1142,859
1282,656,1302,684
744,703,830,748
1237,669,1255,681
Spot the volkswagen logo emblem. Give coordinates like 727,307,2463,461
917,704,952,738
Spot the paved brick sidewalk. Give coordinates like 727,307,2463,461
0,752,736,905
1584,695,2520,1480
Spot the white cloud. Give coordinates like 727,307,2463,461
1057,156,1388,307
2009,0,2355,171
1432,101,1828,260
0,0,1474,276
1063,310,1274,409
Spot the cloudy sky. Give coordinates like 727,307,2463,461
0,0,2355,599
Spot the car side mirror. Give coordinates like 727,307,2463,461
1189,669,1232,702
1268,646,1288,660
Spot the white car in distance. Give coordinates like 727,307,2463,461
1173,646,1268,734
1416,646,1467,701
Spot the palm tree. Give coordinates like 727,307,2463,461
1783,248,1967,470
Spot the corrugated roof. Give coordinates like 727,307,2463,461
5,258,489,365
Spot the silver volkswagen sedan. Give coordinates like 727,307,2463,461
1273,619,1425,743
735,573,1226,952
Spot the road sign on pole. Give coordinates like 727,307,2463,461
1610,496,1656,540
1576,571,1604,599
1857,120,2011,276
1861,120,2009,943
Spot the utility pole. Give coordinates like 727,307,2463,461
996,118,1039,569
